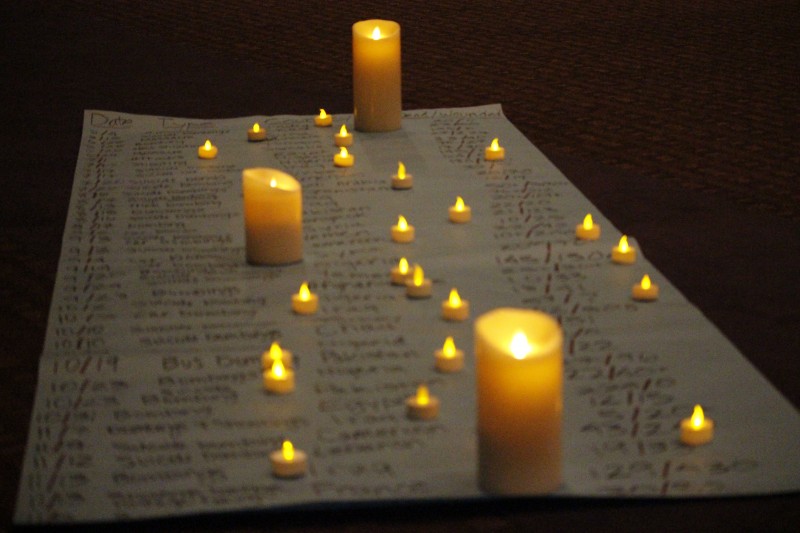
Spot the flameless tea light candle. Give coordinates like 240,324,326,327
435,336,464,373
315,108,333,127
334,124,353,147
197,139,218,159
391,161,413,189
263,358,295,394
448,196,472,223
390,257,411,285
242,168,303,265
391,215,415,243
680,404,714,446
405,384,440,420
261,341,293,369
270,440,308,478
575,213,600,240
352,19,402,132
441,288,470,321
632,274,659,301
611,235,637,264
333,146,354,167
247,122,267,142
291,282,319,314
484,138,505,161
405,264,432,298
476,308,563,494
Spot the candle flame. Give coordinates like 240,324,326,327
269,178,277,188
398,257,409,274
319,109,327,119
416,384,430,405
412,265,424,286
583,213,594,230
252,123,260,133
618,235,629,252
442,336,456,358
510,331,532,360
490,138,500,151
454,196,465,211
448,288,462,307
272,359,286,379
397,215,408,230
371,26,382,40
268,341,283,362
397,161,406,179
298,282,311,301
203,139,213,150
640,275,651,290
282,439,295,461
339,124,348,135
339,146,349,157
690,405,706,428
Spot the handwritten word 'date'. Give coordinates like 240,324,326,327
90,112,132,128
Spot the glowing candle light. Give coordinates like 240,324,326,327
405,264,432,298
405,384,440,420
334,124,353,147
448,196,472,223
247,122,267,142
391,161,413,189
270,439,308,478
632,274,659,301
314,108,333,127
261,341,293,369
476,308,563,494
575,213,600,240
441,287,470,321
291,281,319,314
242,168,303,265
197,139,218,159
390,257,412,285
333,146,355,167
435,335,465,373
680,404,715,446
611,235,637,264
391,214,415,243
263,358,295,394
353,19,402,132
484,137,505,161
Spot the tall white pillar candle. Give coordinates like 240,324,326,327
475,308,563,494
352,19,402,132
242,168,303,265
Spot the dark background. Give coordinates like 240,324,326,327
2,1,798,531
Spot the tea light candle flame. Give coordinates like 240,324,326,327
412,264,424,286
416,384,430,405
449,288,462,306
319,109,328,119
397,215,408,231
619,235,629,253
397,162,406,179
583,214,594,230
272,359,286,379
282,439,295,461
252,123,261,133
510,331,533,360
455,196,466,211
398,257,409,274
690,405,705,428
339,146,349,158
442,336,456,358
298,282,311,301
269,342,283,362
339,124,348,136
641,274,652,290
490,138,500,151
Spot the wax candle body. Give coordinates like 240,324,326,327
242,168,303,265
334,125,353,147
476,308,563,494
270,441,308,478
247,123,267,142
353,20,402,132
